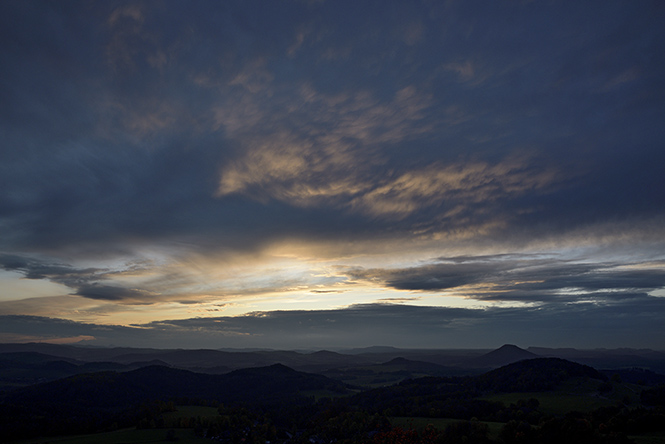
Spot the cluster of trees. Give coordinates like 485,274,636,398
125,396,664,444
371,421,492,444
641,385,665,406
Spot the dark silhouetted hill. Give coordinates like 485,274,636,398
3,343,663,387
0,352,83,388
346,357,612,422
377,357,467,376
467,344,539,368
0,343,380,373
0,352,180,389
528,346,665,375
0,342,164,362
344,346,404,354
475,357,607,392
0,351,79,365
3,363,349,411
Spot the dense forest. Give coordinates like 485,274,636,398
1,346,665,443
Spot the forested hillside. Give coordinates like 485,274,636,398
1,355,665,443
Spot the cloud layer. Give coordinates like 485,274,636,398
2,296,664,349
1,0,664,348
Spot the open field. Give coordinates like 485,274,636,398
483,391,615,415
15,427,210,444
630,431,665,444
483,376,645,415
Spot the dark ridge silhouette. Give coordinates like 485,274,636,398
39,360,80,372
0,352,182,389
344,346,403,354
3,343,665,383
528,346,665,375
0,353,85,387
0,343,84,358
221,363,349,401
468,344,539,368
475,357,607,392
3,354,658,443
0,342,164,362
110,348,233,366
3,363,350,411
186,365,233,375
125,359,172,369
345,357,613,422
305,350,352,365
310,350,342,357
0,351,80,365
79,361,133,372
381,357,456,373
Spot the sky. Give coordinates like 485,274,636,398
1,0,664,350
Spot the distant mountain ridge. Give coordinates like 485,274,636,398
2,351,660,443
2,356,607,417
2,343,665,385
467,344,539,368
0,343,376,372
527,346,665,374
4,363,349,410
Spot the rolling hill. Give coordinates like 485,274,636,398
474,357,607,392
467,344,539,368
3,363,349,410
2,353,663,443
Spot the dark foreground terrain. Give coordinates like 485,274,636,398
1,344,665,443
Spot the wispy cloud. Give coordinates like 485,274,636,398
350,158,558,219
215,83,435,207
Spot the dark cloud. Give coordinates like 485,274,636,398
0,0,663,255
0,253,102,287
141,299,665,349
74,284,153,302
349,255,665,303
0,253,155,302
2,298,664,349
0,315,154,346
